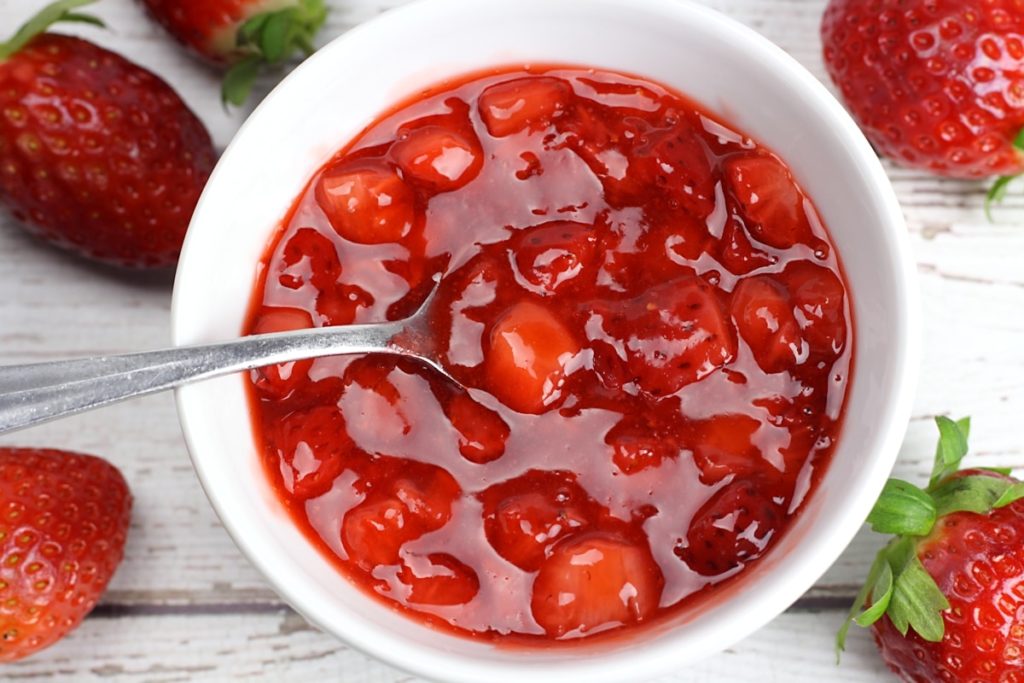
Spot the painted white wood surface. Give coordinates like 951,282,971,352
0,0,1021,679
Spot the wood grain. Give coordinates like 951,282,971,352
0,0,1022,679
2,610,892,682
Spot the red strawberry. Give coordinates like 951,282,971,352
718,213,776,276
512,221,598,296
140,0,328,105
690,413,764,485
591,277,735,398
485,301,581,414
724,155,813,250
267,405,352,499
341,462,460,570
397,553,480,606
621,117,717,220
478,76,572,138
731,275,806,374
781,261,847,357
479,470,593,572
390,116,483,193
0,1,215,268
676,475,787,576
838,417,1024,682
445,392,509,464
605,414,679,475
530,532,663,638
249,306,315,398
821,0,1024,199
0,448,132,662
315,161,417,246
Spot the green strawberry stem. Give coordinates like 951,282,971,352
985,126,1024,221
221,0,328,106
0,0,104,61
836,416,1024,660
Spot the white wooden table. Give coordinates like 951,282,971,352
1,0,1021,680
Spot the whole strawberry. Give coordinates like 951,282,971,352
140,0,327,105
0,0,216,268
0,448,132,662
821,0,1024,193
838,417,1024,681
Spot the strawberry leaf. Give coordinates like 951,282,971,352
838,550,888,657
986,176,1017,221
258,10,299,64
867,479,936,536
854,560,894,628
995,482,1024,509
986,127,1024,221
929,416,970,487
0,0,103,61
222,55,264,107
60,12,105,27
240,13,274,42
888,555,949,642
931,474,1017,517
223,0,328,106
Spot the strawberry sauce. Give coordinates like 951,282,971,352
244,66,853,642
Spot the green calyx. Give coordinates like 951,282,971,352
221,0,328,107
0,0,104,61
985,126,1024,221
836,416,1024,658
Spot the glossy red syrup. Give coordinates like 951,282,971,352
244,66,853,642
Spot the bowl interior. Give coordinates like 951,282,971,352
172,1,917,681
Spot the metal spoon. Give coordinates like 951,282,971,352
0,290,450,436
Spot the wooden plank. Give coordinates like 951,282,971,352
1,608,891,682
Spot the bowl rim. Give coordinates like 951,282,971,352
171,0,921,680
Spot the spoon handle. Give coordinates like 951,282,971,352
0,321,406,435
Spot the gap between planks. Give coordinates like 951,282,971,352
83,592,858,619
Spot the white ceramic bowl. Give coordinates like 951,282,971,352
171,0,919,680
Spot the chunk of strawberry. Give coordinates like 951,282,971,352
479,77,572,137
253,307,314,335
279,227,343,289
342,465,460,569
315,283,374,327
342,497,409,568
398,553,480,606
690,414,763,485
658,212,715,263
781,261,847,356
316,162,416,244
485,301,580,414
731,276,805,373
725,155,812,249
609,117,716,218
391,123,482,192
480,470,592,571
592,277,735,397
606,416,679,475
718,213,776,275
446,393,510,464
268,406,352,500
531,533,664,638
513,221,598,295
676,477,787,576
249,306,315,398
